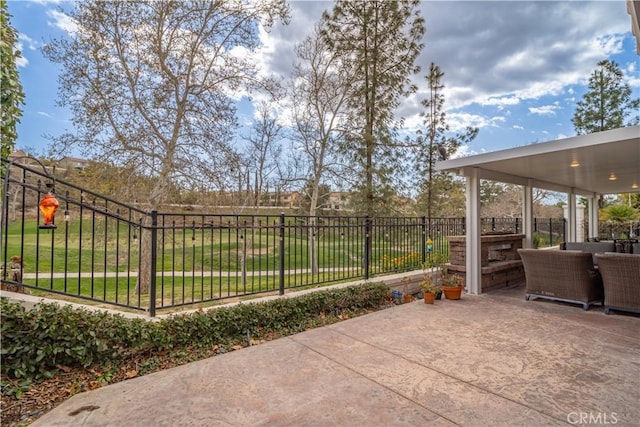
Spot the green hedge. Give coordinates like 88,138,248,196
1,282,390,395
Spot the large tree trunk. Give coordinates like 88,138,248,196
135,215,153,295
309,217,318,276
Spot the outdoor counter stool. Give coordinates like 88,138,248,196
518,249,604,310
595,252,640,315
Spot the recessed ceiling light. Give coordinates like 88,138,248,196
608,172,617,181
570,160,580,167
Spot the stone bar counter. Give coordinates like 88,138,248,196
446,233,525,292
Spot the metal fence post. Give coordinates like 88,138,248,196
420,215,426,264
364,215,371,280
279,212,285,295
149,210,158,317
0,165,11,276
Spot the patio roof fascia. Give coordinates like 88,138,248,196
453,166,599,197
436,125,640,196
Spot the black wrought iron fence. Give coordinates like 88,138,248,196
483,217,521,234
1,157,147,311
595,221,640,241
1,157,567,316
534,217,567,247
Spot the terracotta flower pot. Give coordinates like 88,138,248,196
423,292,435,304
442,286,462,300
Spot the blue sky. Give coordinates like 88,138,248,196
7,0,640,159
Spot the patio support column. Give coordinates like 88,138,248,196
466,168,481,294
568,188,577,242
589,193,599,239
523,180,534,248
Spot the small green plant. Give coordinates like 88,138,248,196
423,251,448,271
419,277,440,295
422,250,448,288
443,274,463,287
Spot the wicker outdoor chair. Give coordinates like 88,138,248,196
595,253,640,315
518,249,604,310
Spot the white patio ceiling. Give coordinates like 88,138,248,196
437,126,640,196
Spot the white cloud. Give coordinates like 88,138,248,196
446,112,505,133
453,144,478,159
593,34,625,56
13,34,35,68
627,75,640,89
15,56,28,68
18,33,38,51
480,96,521,108
528,105,560,116
37,112,52,118
48,9,77,34
513,125,524,131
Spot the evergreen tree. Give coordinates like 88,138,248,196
0,0,25,159
322,0,425,216
415,63,477,225
572,59,639,134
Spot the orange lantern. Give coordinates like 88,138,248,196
39,193,59,229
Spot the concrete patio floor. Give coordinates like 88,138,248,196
32,284,639,427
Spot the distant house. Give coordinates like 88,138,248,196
7,150,28,162
59,156,91,171
7,150,49,170
327,191,349,211
6,151,91,175
265,191,300,208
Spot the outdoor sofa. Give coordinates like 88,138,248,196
518,249,603,310
595,252,640,315
564,241,615,265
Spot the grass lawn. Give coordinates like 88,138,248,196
5,219,439,311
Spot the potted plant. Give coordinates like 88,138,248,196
420,276,441,304
422,251,447,299
401,278,414,304
441,273,463,300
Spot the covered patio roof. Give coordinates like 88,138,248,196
436,125,640,295
437,125,640,196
